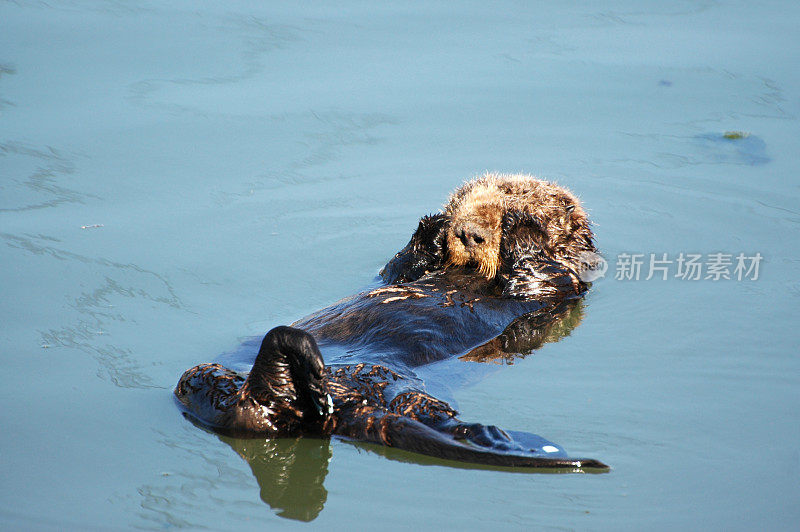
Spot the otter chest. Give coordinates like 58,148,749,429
293,280,545,367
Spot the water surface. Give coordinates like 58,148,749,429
1,1,798,529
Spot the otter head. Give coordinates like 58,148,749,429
444,174,596,280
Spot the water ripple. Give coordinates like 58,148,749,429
2,232,184,388
0,141,99,212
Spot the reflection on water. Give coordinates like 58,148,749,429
221,436,331,522
217,425,608,523
461,299,585,363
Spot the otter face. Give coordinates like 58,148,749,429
444,174,596,280
445,183,504,279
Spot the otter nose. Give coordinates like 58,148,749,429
457,227,485,248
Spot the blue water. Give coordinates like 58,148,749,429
2,1,799,529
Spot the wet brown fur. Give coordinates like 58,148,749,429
175,176,606,469
175,328,608,468
445,172,594,282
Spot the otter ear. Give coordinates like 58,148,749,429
500,210,546,267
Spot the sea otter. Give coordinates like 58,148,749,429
295,172,599,367
175,173,606,469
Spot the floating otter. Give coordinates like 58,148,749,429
295,172,599,367
175,173,606,469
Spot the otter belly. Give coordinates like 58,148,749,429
292,277,545,368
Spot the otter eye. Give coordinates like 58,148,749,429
473,235,484,244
